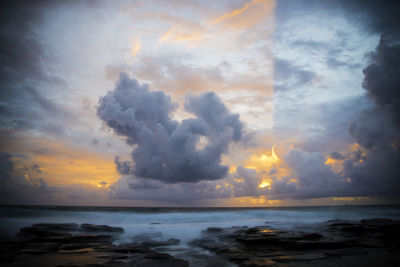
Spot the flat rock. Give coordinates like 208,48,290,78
142,238,180,247
112,243,152,254
206,227,224,232
80,224,124,233
17,227,71,239
271,252,327,262
190,218,400,266
65,234,113,243
1,223,188,267
32,223,79,232
361,218,393,224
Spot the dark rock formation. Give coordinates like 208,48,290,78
142,238,180,247
190,219,400,266
0,223,188,267
80,223,124,233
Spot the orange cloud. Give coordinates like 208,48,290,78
245,145,279,171
324,157,344,173
7,137,118,187
131,37,141,57
159,24,208,46
213,0,269,22
212,0,275,30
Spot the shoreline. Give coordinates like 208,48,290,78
1,218,399,266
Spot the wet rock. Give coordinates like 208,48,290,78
206,227,224,232
142,238,180,247
58,247,94,254
190,218,400,267
32,223,79,231
17,226,71,239
137,256,189,267
80,223,124,233
144,252,174,260
65,234,113,244
301,233,323,240
1,223,189,267
361,218,393,224
271,252,327,263
112,243,152,254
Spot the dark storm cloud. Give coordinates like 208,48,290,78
0,152,13,181
339,0,400,35
0,1,46,84
362,38,400,125
349,108,398,150
281,38,400,199
343,37,400,197
0,0,74,140
98,73,243,183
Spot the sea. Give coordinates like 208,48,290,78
1,205,400,265
0,205,400,267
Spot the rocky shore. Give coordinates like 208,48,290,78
0,218,399,266
190,218,400,266
0,223,188,267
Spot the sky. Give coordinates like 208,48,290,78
0,0,399,207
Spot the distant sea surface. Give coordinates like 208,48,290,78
1,205,400,244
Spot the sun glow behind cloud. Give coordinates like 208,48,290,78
9,137,118,187
2,0,398,206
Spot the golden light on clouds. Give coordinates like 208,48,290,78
35,154,117,187
212,0,275,31
131,37,141,57
159,24,207,46
213,0,265,24
324,157,343,173
8,137,118,187
325,142,368,173
245,145,279,171
258,180,271,189
235,195,282,206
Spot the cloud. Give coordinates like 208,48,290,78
329,151,345,160
0,152,13,182
109,175,232,203
0,0,77,140
98,73,243,183
114,156,133,175
211,0,275,31
362,37,400,125
0,151,115,205
280,149,347,199
0,152,57,204
274,58,315,91
271,38,400,199
339,0,400,35
231,166,260,197
343,37,400,197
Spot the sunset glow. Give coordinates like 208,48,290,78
0,0,399,207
